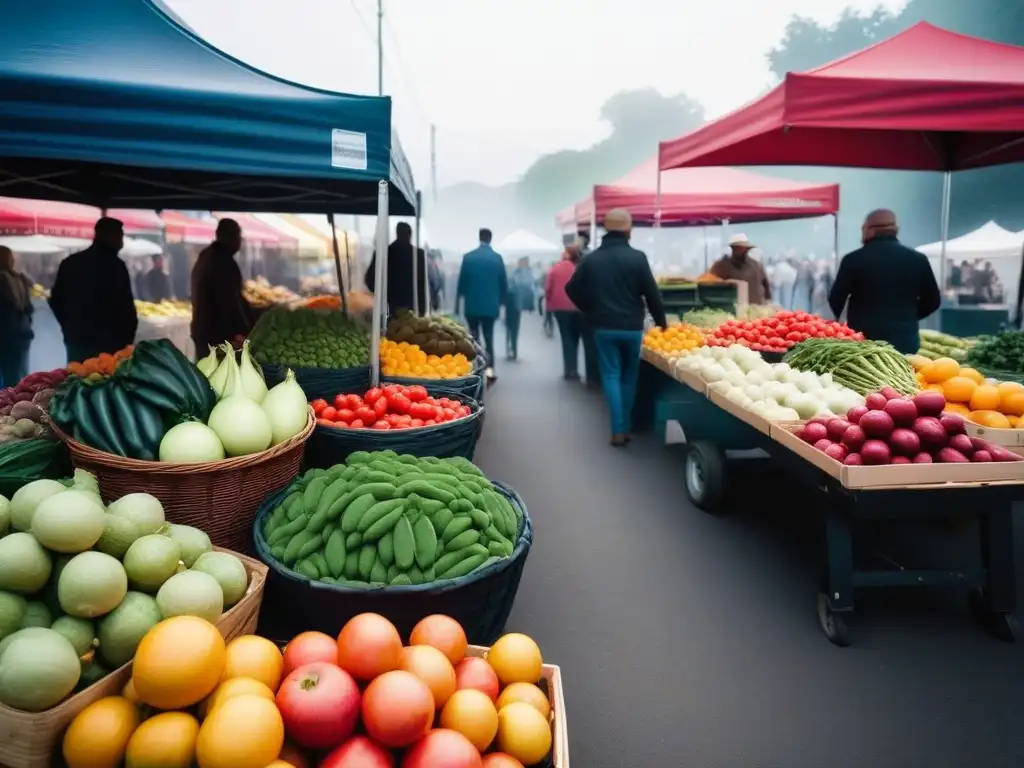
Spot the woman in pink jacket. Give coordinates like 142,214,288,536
546,244,583,380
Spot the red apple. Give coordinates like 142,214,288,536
283,631,338,677
277,662,361,750
320,734,395,767
453,657,500,701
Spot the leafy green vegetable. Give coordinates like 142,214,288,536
249,307,370,369
966,330,1024,374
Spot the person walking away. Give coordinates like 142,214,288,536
710,235,771,305
829,209,940,354
565,209,667,447
505,257,535,361
0,246,34,387
144,253,172,302
774,257,797,310
427,249,444,312
546,244,583,379
50,217,137,364
190,218,254,354
364,222,428,317
573,233,600,388
457,228,507,379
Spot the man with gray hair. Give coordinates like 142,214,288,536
829,208,940,354
566,208,666,447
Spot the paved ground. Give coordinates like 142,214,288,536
473,317,1024,768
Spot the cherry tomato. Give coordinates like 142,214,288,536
322,406,338,421
410,418,424,428
355,406,377,424
316,418,335,428
442,408,457,421
456,406,470,418
349,419,365,429
424,419,436,426
406,385,428,402
383,384,401,395
336,408,355,423
385,413,403,427
392,413,412,427
409,402,434,421
373,397,389,418
333,394,346,409
372,420,391,430
345,394,363,410
311,399,329,416
388,393,412,414
364,387,384,405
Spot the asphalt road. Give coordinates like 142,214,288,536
473,316,1024,768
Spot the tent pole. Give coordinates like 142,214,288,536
703,225,709,273
328,212,348,316
721,218,730,257
654,169,662,261
833,213,840,266
413,190,422,316
370,181,390,387
939,171,952,304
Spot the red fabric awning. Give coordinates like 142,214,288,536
570,159,838,227
555,205,578,228
215,213,297,249
659,22,1024,173
0,197,97,238
161,211,217,244
107,209,165,236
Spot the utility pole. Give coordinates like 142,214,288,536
376,0,384,96
430,124,437,204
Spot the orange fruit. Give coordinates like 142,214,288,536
63,696,140,768
222,635,284,692
410,614,468,665
944,402,970,416
200,676,275,719
925,383,945,394
957,367,985,384
495,702,552,766
399,645,458,709
497,682,551,720
1008,415,1020,428
196,694,284,768
907,354,931,371
133,616,226,710
969,384,1001,411
1001,390,1024,417
923,358,959,383
486,634,543,686
124,711,200,768
941,376,977,403
441,688,499,751
969,410,1012,429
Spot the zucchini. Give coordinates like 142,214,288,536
132,401,164,461
90,382,131,457
73,386,114,453
141,341,214,418
108,381,152,460
119,362,190,411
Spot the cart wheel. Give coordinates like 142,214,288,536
968,588,1018,643
684,441,726,513
817,592,851,647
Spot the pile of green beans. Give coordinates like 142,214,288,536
783,338,918,395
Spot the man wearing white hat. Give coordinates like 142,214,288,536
710,234,771,305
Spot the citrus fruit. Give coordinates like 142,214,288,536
486,633,543,685
200,676,276,718
196,694,284,768
125,711,200,768
399,644,457,709
957,367,985,384
62,695,140,768
944,402,970,416
121,678,140,706
969,410,1012,429
409,614,468,665
497,682,551,719
969,384,1001,411
927,358,960,383
941,376,977,403
1001,389,1024,417
222,634,284,691
132,615,226,710
440,688,499,751
495,702,552,766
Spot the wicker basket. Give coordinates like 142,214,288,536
254,481,533,645
0,549,267,768
262,363,371,402
383,372,484,401
51,410,315,552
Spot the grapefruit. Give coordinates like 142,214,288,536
132,616,226,710
496,682,550,719
62,695,140,768
495,702,551,766
486,634,542,686
222,634,284,691
125,711,200,768
440,688,499,751
196,694,284,768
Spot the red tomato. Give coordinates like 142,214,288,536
362,671,435,748
322,406,339,422
383,384,401,395
442,408,457,421
312,399,329,415
276,662,361,750
424,419,436,426
409,615,468,666
321,735,395,768
406,385,428,402
453,657,499,701
373,397,389,418
388,393,412,414
364,387,384,406
283,631,338,677
392,414,413,427
410,418,424,428
456,406,471,418
336,408,356,423
349,419,365,429
401,729,482,768
481,755,525,768
355,406,377,424
345,394,364,410
373,420,391,430
409,402,434,421
333,394,346,409
316,418,336,428
337,613,403,681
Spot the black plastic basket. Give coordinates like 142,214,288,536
303,387,484,468
253,480,533,645
261,363,371,402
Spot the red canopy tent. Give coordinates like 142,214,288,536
216,213,297,250
0,197,96,238
161,211,216,244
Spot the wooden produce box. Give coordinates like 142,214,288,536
0,550,267,768
640,347,675,378
467,645,568,768
769,423,1024,490
706,389,772,436
964,422,1024,447
672,367,708,395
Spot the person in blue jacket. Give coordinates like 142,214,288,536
457,228,507,378
505,257,536,361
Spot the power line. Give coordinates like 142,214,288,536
381,10,431,123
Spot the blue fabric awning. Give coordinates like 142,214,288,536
0,0,417,215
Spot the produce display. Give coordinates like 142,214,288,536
31,283,49,299
60,613,556,767
134,299,191,319
249,306,370,369
244,277,300,308
387,310,478,359
681,307,733,329
965,330,1024,374
313,384,474,431
261,452,521,587
0,470,249,712
916,329,973,361
784,338,918,396
795,389,1023,466
303,291,377,314
706,310,863,352
65,346,133,379
0,368,66,443
676,345,865,421
908,355,1024,429
642,323,705,358
381,339,474,379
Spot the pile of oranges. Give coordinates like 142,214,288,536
910,355,1024,429
381,338,473,379
643,323,705,358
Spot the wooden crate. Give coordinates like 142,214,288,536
467,645,568,767
0,549,267,768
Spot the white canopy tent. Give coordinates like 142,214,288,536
498,230,561,254
0,234,68,254
918,221,1024,260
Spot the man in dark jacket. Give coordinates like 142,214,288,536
190,218,253,353
50,217,138,363
143,254,172,302
365,222,428,317
829,209,941,354
566,208,667,446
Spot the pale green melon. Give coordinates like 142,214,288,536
107,493,165,536
156,571,223,624
165,524,212,567
50,616,96,657
123,535,181,592
57,552,128,619
0,628,81,711
31,490,105,553
0,533,52,594
192,551,248,607
94,514,142,559
0,592,27,640
0,494,10,537
20,601,51,629
98,592,162,668
9,479,66,532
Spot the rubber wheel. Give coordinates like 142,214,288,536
817,593,851,647
684,441,726,513
969,588,1018,643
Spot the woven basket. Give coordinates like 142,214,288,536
0,549,267,768
254,481,533,645
261,363,371,401
384,372,484,401
51,410,315,552
303,388,484,469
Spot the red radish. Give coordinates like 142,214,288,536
847,405,869,424
912,417,947,450
825,418,851,442
937,447,969,463
939,413,966,435
808,416,831,426
864,393,888,410
972,450,993,462
798,422,829,444
843,453,863,466
813,438,834,452
879,386,902,401
912,452,934,463
883,398,917,427
841,424,867,452
948,434,975,456
859,410,894,439
890,455,912,464
823,443,848,462
889,428,921,456
860,440,892,465
912,391,946,417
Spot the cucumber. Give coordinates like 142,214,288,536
357,544,376,581
308,551,329,578
438,553,487,580
343,551,359,580
131,400,164,460
390,574,413,586
346,531,363,549
412,516,438,570
302,476,328,515
295,559,319,580
73,385,113,453
359,499,406,538
393,516,416,571
315,477,349,519
377,532,395,567
341,494,377,534
445,529,481,552
324,530,347,578
441,517,474,546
